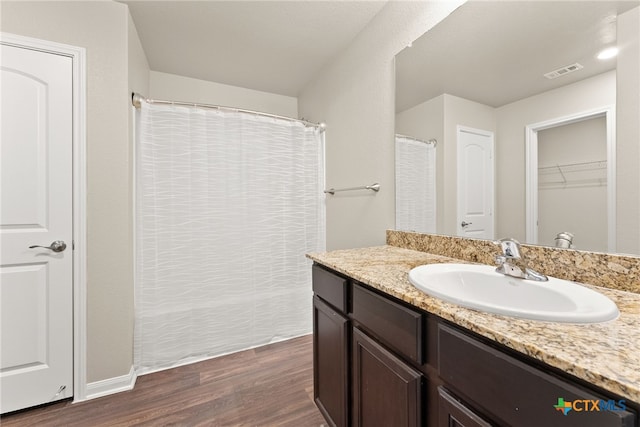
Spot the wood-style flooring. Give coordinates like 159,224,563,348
1,335,326,427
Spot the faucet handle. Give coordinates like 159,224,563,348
494,237,522,259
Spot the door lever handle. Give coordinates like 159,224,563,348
461,221,473,227
29,240,67,253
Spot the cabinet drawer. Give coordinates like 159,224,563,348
352,284,424,364
439,324,636,427
312,265,348,313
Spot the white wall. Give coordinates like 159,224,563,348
1,0,138,383
149,71,298,117
616,6,640,255
299,0,465,250
495,71,615,241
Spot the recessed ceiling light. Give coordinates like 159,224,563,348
597,47,619,60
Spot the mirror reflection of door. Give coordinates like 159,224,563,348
456,126,495,240
537,116,607,252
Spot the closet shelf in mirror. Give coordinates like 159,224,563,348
538,160,607,188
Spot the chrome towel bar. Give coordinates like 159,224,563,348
324,183,380,195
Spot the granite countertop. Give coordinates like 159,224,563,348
307,245,640,404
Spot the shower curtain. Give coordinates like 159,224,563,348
134,102,325,373
395,135,436,233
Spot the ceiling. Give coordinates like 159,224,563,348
122,0,388,97
396,1,639,112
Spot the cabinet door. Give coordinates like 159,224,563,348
313,296,349,427
352,327,422,427
438,387,493,427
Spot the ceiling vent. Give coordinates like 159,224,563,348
544,63,584,79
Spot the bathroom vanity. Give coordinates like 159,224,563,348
308,243,640,427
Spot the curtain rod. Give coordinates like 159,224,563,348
131,92,325,130
395,133,437,147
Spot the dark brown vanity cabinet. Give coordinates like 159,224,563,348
312,264,425,427
312,263,637,427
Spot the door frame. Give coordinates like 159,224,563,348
1,32,88,402
525,106,616,252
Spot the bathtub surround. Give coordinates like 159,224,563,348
387,230,640,294
134,101,324,373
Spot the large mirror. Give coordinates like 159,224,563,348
395,0,640,255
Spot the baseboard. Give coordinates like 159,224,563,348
84,366,137,401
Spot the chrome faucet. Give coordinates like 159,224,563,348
554,232,574,249
494,238,548,282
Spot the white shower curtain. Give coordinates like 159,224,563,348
395,135,436,233
134,102,325,373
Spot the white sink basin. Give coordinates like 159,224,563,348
408,263,619,323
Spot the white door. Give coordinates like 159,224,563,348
456,126,494,239
1,43,73,413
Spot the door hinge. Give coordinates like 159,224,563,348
72,240,75,250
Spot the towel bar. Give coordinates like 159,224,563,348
324,183,380,195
